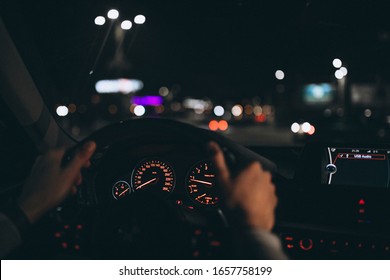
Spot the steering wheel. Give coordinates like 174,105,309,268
63,118,276,259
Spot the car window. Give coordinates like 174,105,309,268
2,0,390,145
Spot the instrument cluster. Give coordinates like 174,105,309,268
108,157,220,207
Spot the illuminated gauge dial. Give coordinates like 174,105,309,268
186,160,219,205
112,181,131,200
131,159,175,195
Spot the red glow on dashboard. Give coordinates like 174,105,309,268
299,239,313,251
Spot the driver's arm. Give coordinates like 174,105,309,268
209,142,287,259
0,142,96,258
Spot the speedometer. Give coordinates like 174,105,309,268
131,159,175,195
186,160,219,205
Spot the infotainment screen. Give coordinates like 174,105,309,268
322,147,390,188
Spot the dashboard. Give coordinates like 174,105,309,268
92,141,220,209
18,133,390,260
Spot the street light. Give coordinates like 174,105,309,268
275,70,285,80
134,15,146,24
107,9,119,20
94,16,106,25
121,20,132,30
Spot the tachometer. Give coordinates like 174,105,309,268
131,159,175,195
186,160,219,205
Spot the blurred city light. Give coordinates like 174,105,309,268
183,98,209,111
129,104,136,114
332,58,342,68
95,79,144,94
218,120,229,131
244,105,253,115
231,104,243,117
94,16,106,26
275,70,285,80
90,94,101,105
108,104,118,115
68,104,77,113
209,120,219,131
56,106,69,117
255,114,267,123
335,69,344,80
340,66,348,76
253,105,263,116
134,15,146,24
364,108,372,118
291,122,300,133
301,122,311,133
214,105,225,116
121,20,132,30
194,104,205,114
107,9,119,19
170,102,181,112
159,87,169,96
134,105,146,116
132,96,163,106
155,105,165,114
308,125,316,135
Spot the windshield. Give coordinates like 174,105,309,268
3,0,390,145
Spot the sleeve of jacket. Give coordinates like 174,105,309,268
229,228,288,259
0,212,22,259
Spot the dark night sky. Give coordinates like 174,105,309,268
3,0,390,102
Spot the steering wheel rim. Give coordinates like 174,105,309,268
66,118,276,173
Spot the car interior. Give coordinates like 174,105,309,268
1,0,390,260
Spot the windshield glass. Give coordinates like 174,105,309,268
3,0,390,145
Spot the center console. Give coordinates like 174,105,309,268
275,142,390,259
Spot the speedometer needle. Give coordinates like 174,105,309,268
190,179,212,186
136,178,157,190
119,188,129,197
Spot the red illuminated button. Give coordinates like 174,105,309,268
299,239,314,251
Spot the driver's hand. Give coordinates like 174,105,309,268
17,141,96,223
209,142,277,231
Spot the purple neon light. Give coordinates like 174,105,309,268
132,96,163,106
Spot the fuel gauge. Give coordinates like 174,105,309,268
112,181,131,200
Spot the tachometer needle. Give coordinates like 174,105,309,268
119,188,129,197
190,179,212,186
196,194,206,200
136,178,157,190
